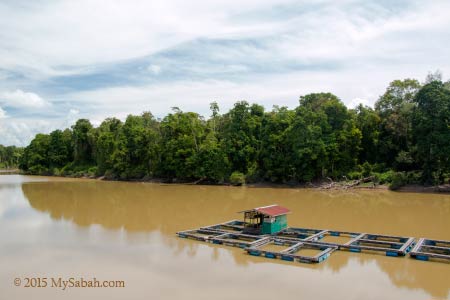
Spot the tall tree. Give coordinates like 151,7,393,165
72,119,95,165
193,103,229,182
0,145,23,168
375,79,421,169
259,106,294,182
159,109,204,180
95,118,122,176
220,101,264,178
412,81,450,184
20,134,51,174
354,104,380,164
288,93,361,181
113,113,160,179
48,129,73,169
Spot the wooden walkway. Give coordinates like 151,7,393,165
177,220,449,264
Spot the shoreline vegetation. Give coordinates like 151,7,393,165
2,170,450,193
3,76,450,192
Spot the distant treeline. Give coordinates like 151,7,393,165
0,145,23,169
19,77,450,187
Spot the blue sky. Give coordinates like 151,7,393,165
0,0,449,146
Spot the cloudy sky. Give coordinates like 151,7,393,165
0,0,449,146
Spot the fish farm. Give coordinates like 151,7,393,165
176,205,450,264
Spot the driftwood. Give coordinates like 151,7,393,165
185,177,206,185
320,176,375,190
434,185,450,193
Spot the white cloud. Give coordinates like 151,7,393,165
349,98,370,108
0,118,52,146
1,1,449,80
0,109,83,146
0,0,450,146
0,106,7,118
0,0,294,78
148,65,161,75
67,64,421,120
62,108,80,128
0,1,449,79
69,108,79,115
0,90,49,108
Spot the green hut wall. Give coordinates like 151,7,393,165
261,215,287,234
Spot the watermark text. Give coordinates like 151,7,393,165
14,277,125,290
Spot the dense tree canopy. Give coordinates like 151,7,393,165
412,81,450,184
16,76,450,186
375,79,421,169
0,144,23,169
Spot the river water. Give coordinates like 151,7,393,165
0,175,449,299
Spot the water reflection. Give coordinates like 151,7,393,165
21,180,450,238
18,179,450,298
0,176,448,299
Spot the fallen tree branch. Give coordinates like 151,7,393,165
320,176,375,190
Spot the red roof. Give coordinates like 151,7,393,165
240,204,290,217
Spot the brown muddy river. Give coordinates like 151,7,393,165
1,175,449,299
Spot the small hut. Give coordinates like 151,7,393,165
239,204,290,235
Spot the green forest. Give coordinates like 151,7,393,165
16,77,450,188
0,144,23,169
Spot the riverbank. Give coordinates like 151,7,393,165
14,172,450,194
394,184,450,194
0,169,20,174
247,181,450,193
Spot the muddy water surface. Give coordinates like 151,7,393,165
0,175,449,299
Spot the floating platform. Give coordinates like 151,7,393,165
178,221,271,248
200,220,246,233
410,238,450,262
177,220,449,265
246,237,337,263
209,232,271,248
277,227,326,241
177,228,229,242
279,228,415,256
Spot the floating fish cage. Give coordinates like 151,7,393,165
201,220,245,233
287,229,416,257
209,232,270,248
176,205,449,265
276,227,326,240
410,238,450,262
246,237,337,263
177,228,229,242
